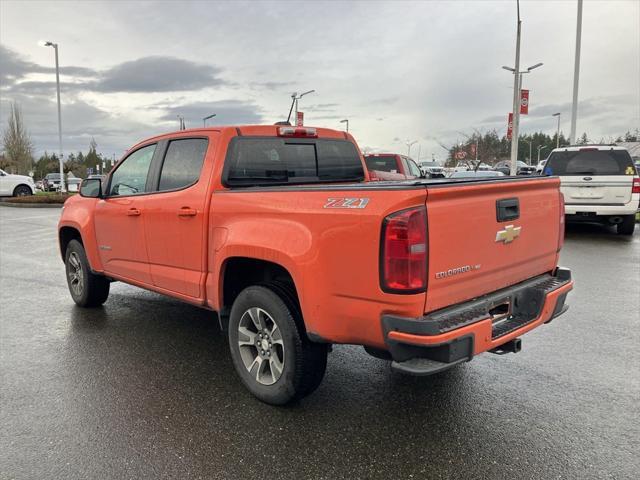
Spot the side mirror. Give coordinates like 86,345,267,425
80,178,102,198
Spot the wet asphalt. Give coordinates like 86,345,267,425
0,206,638,480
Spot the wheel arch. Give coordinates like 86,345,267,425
59,226,83,261
219,257,305,332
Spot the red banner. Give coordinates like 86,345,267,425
507,113,513,140
296,111,304,126
520,89,529,115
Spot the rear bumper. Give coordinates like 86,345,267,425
565,199,639,216
382,268,573,376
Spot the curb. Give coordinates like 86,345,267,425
0,201,63,209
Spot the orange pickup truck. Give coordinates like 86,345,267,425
59,125,573,405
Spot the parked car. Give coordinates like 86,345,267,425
450,170,505,178
543,145,639,235
43,173,63,192
363,153,422,180
59,125,572,405
0,169,36,196
418,161,446,178
494,160,537,176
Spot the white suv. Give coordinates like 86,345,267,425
543,145,639,235
0,169,36,197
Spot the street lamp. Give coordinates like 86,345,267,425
537,145,548,163
288,90,315,125
502,61,543,174
41,40,65,192
339,119,349,132
203,113,216,127
406,140,417,157
177,115,185,130
552,112,561,148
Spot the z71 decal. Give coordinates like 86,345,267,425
324,198,370,209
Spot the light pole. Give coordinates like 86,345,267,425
339,119,349,132
292,90,315,124
502,61,543,173
537,145,547,163
569,0,583,144
177,115,185,130
203,113,216,127
406,140,417,158
552,112,561,148
42,41,65,192
523,140,532,164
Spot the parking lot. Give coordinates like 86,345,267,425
0,206,638,479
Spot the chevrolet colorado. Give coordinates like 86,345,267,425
59,125,573,405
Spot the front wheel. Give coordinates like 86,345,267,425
228,285,328,405
617,214,636,236
13,185,32,197
65,239,110,307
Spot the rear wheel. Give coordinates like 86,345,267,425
228,285,328,405
617,214,636,235
13,185,32,197
65,239,110,307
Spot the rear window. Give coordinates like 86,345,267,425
225,138,364,187
364,155,398,173
545,150,634,176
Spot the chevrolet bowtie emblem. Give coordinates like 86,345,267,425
496,225,521,244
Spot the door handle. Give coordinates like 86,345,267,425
127,208,141,216
178,207,197,217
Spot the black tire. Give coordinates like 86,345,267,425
617,214,636,236
228,285,328,405
13,185,32,197
65,239,110,307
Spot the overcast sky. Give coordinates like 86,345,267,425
1,0,638,161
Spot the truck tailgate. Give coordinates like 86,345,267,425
424,177,562,313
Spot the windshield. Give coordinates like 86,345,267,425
364,155,398,173
545,149,635,176
225,138,364,187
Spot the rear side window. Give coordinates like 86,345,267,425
158,138,208,191
545,150,634,176
364,155,398,173
225,138,364,186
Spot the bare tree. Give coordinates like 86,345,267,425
2,102,34,174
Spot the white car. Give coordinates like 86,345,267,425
418,161,446,178
0,169,36,197
543,145,639,235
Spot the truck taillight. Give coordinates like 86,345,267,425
632,177,640,194
558,192,565,252
277,126,317,138
380,206,427,293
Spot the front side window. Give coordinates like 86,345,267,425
158,138,208,191
109,144,156,196
406,158,422,177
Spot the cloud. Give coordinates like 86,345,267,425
157,100,264,127
1,46,225,94
95,56,225,93
0,45,95,84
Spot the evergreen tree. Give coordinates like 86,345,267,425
2,102,34,174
